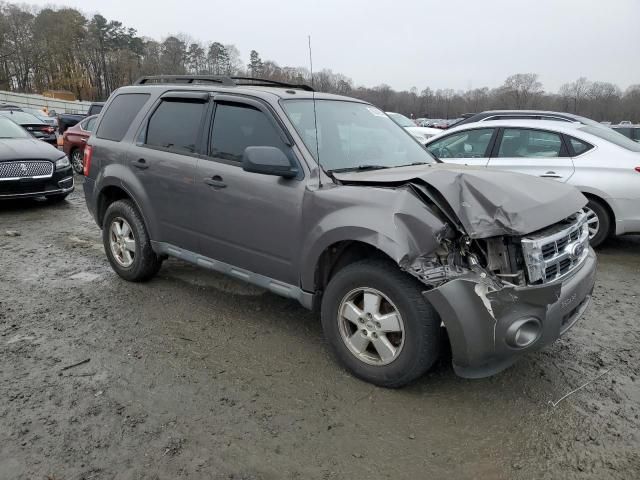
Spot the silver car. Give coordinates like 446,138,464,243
424,119,640,246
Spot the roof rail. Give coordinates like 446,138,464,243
134,75,236,86
229,76,314,92
133,75,314,91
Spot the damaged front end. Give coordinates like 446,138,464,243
406,210,596,378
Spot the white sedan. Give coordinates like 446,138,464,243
386,112,442,144
423,119,640,246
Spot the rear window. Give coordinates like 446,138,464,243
580,125,640,152
96,94,149,142
145,100,206,153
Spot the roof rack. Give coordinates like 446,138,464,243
134,75,314,91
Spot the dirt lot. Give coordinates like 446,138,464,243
1,181,639,480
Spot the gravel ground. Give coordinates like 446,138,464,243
1,181,639,480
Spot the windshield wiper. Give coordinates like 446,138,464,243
329,164,390,173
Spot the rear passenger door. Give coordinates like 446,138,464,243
425,128,496,166
487,128,575,182
195,96,306,285
127,92,209,251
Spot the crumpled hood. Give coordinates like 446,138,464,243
0,138,63,162
333,163,587,238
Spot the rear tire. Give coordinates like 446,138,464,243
70,148,84,174
321,259,440,388
102,199,162,282
584,198,610,248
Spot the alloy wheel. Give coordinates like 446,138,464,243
71,149,83,173
583,206,600,240
337,287,405,366
109,217,136,267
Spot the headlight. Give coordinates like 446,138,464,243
55,156,70,169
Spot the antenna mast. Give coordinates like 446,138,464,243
308,35,322,188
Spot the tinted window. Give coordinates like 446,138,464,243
580,125,640,152
497,129,563,158
427,128,494,158
210,103,286,161
568,137,593,156
146,100,206,153
97,94,149,142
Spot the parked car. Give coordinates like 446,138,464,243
22,107,58,128
63,115,98,174
612,125,640,143
57,102,104,134
424,119,640,247
618,121,633,126
386,112,442,143
451,110,605,129
82,75,596,387
0,110,57,145
0,116,73,201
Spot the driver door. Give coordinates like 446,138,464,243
425,128,497,166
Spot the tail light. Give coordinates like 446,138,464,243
635,167,640,173
83,145,93,177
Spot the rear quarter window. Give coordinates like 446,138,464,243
96,94,150,142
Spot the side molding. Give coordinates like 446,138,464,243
152,241,314,310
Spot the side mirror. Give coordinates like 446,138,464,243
242,146,298,178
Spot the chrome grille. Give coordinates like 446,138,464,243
0,161,54,180
521,211,590,284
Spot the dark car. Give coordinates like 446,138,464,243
0,110,57,145
0,116,74,201
451,110,604,129
63,115,98,174
83,75,595,388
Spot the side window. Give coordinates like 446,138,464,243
84,117,97,132
145,99,206,154
568,136,593,156
426,128,494,158
96,93,149,142
497,129,563,158
209,103,287,162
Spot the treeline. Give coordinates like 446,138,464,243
0,3,638,122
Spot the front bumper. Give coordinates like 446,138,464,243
0,166,74,200
424,248,597,378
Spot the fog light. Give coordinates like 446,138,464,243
58,177,73,189
505,317,541,349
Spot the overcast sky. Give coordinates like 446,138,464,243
32,0,640,92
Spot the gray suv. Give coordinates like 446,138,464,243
83,76,597,387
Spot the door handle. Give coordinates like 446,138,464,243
132,158,148,169
540,171,561,178
204,175,226,188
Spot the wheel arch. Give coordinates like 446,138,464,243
581,191,616,237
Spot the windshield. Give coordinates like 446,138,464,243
580,125,640,152
281,100,435,171
0,117,31,138
0,111,43,125
387,112,415,128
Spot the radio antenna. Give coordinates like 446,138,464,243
308,35,322,188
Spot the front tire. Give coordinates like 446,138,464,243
321,259,441,388
584,198,610,248
102,199,162,282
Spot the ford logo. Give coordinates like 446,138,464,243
571,243,585,259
